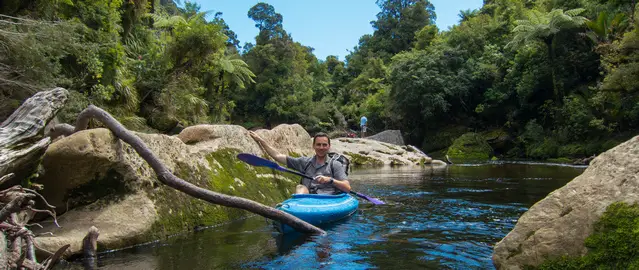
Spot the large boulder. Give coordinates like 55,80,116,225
33,123,439,257
177,124,314,157
365,130,405,145
446,132,493,163
492,135,639,269
481,129,511,155
34,125,309,257
331,138,446,166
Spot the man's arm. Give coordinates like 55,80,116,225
249,131,287,164
330,178,351,193
315,161,351,193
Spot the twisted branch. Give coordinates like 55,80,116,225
0,178,64,269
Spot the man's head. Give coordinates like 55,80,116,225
312,132,331,158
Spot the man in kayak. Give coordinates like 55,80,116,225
249,131,351,195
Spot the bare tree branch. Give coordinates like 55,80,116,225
0,194,35,222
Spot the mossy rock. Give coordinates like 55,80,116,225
480,128,512,154
534,202,639,270
344,152,384,166
446,132,493,163
145,148,297,238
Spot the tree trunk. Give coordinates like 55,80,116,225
0,88,68,188
632,0,636,24
547,37,562,102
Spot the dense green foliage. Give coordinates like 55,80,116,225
1,0,637,159
536,202,639,269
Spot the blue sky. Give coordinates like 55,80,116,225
192,1,484,60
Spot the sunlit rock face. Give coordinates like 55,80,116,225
493,135,639,269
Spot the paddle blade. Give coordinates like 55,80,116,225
238,153,312,179
237,153,281,170
351,191,385,205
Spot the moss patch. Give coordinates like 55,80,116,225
345,152,384,166
534,202,639,269
419,157,427,165
146,148,297,239
446,132,493,163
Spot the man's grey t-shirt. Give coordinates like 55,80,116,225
286,155,348,195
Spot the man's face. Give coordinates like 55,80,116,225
313,137,330,157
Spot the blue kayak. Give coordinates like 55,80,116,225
274,193,359,233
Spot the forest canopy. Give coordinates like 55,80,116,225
1,0,637,160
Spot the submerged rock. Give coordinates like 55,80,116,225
492,135,639,269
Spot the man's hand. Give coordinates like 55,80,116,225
249,131,264,143
314,175,333,184
249,130,287,164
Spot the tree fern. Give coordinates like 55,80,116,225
507,8,589,101
508,8,588,49
147,13,186,29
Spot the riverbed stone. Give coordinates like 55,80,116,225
33,123,443,257
492,134,639,269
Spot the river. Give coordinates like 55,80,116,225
59,162,586,269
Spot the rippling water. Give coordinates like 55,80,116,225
60,163,586,269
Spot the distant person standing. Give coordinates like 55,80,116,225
360,115,367,138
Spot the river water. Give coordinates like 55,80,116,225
61,162,586,269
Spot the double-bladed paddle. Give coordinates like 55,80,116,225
237,153,385,205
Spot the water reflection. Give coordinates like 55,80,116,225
64,163,585,269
